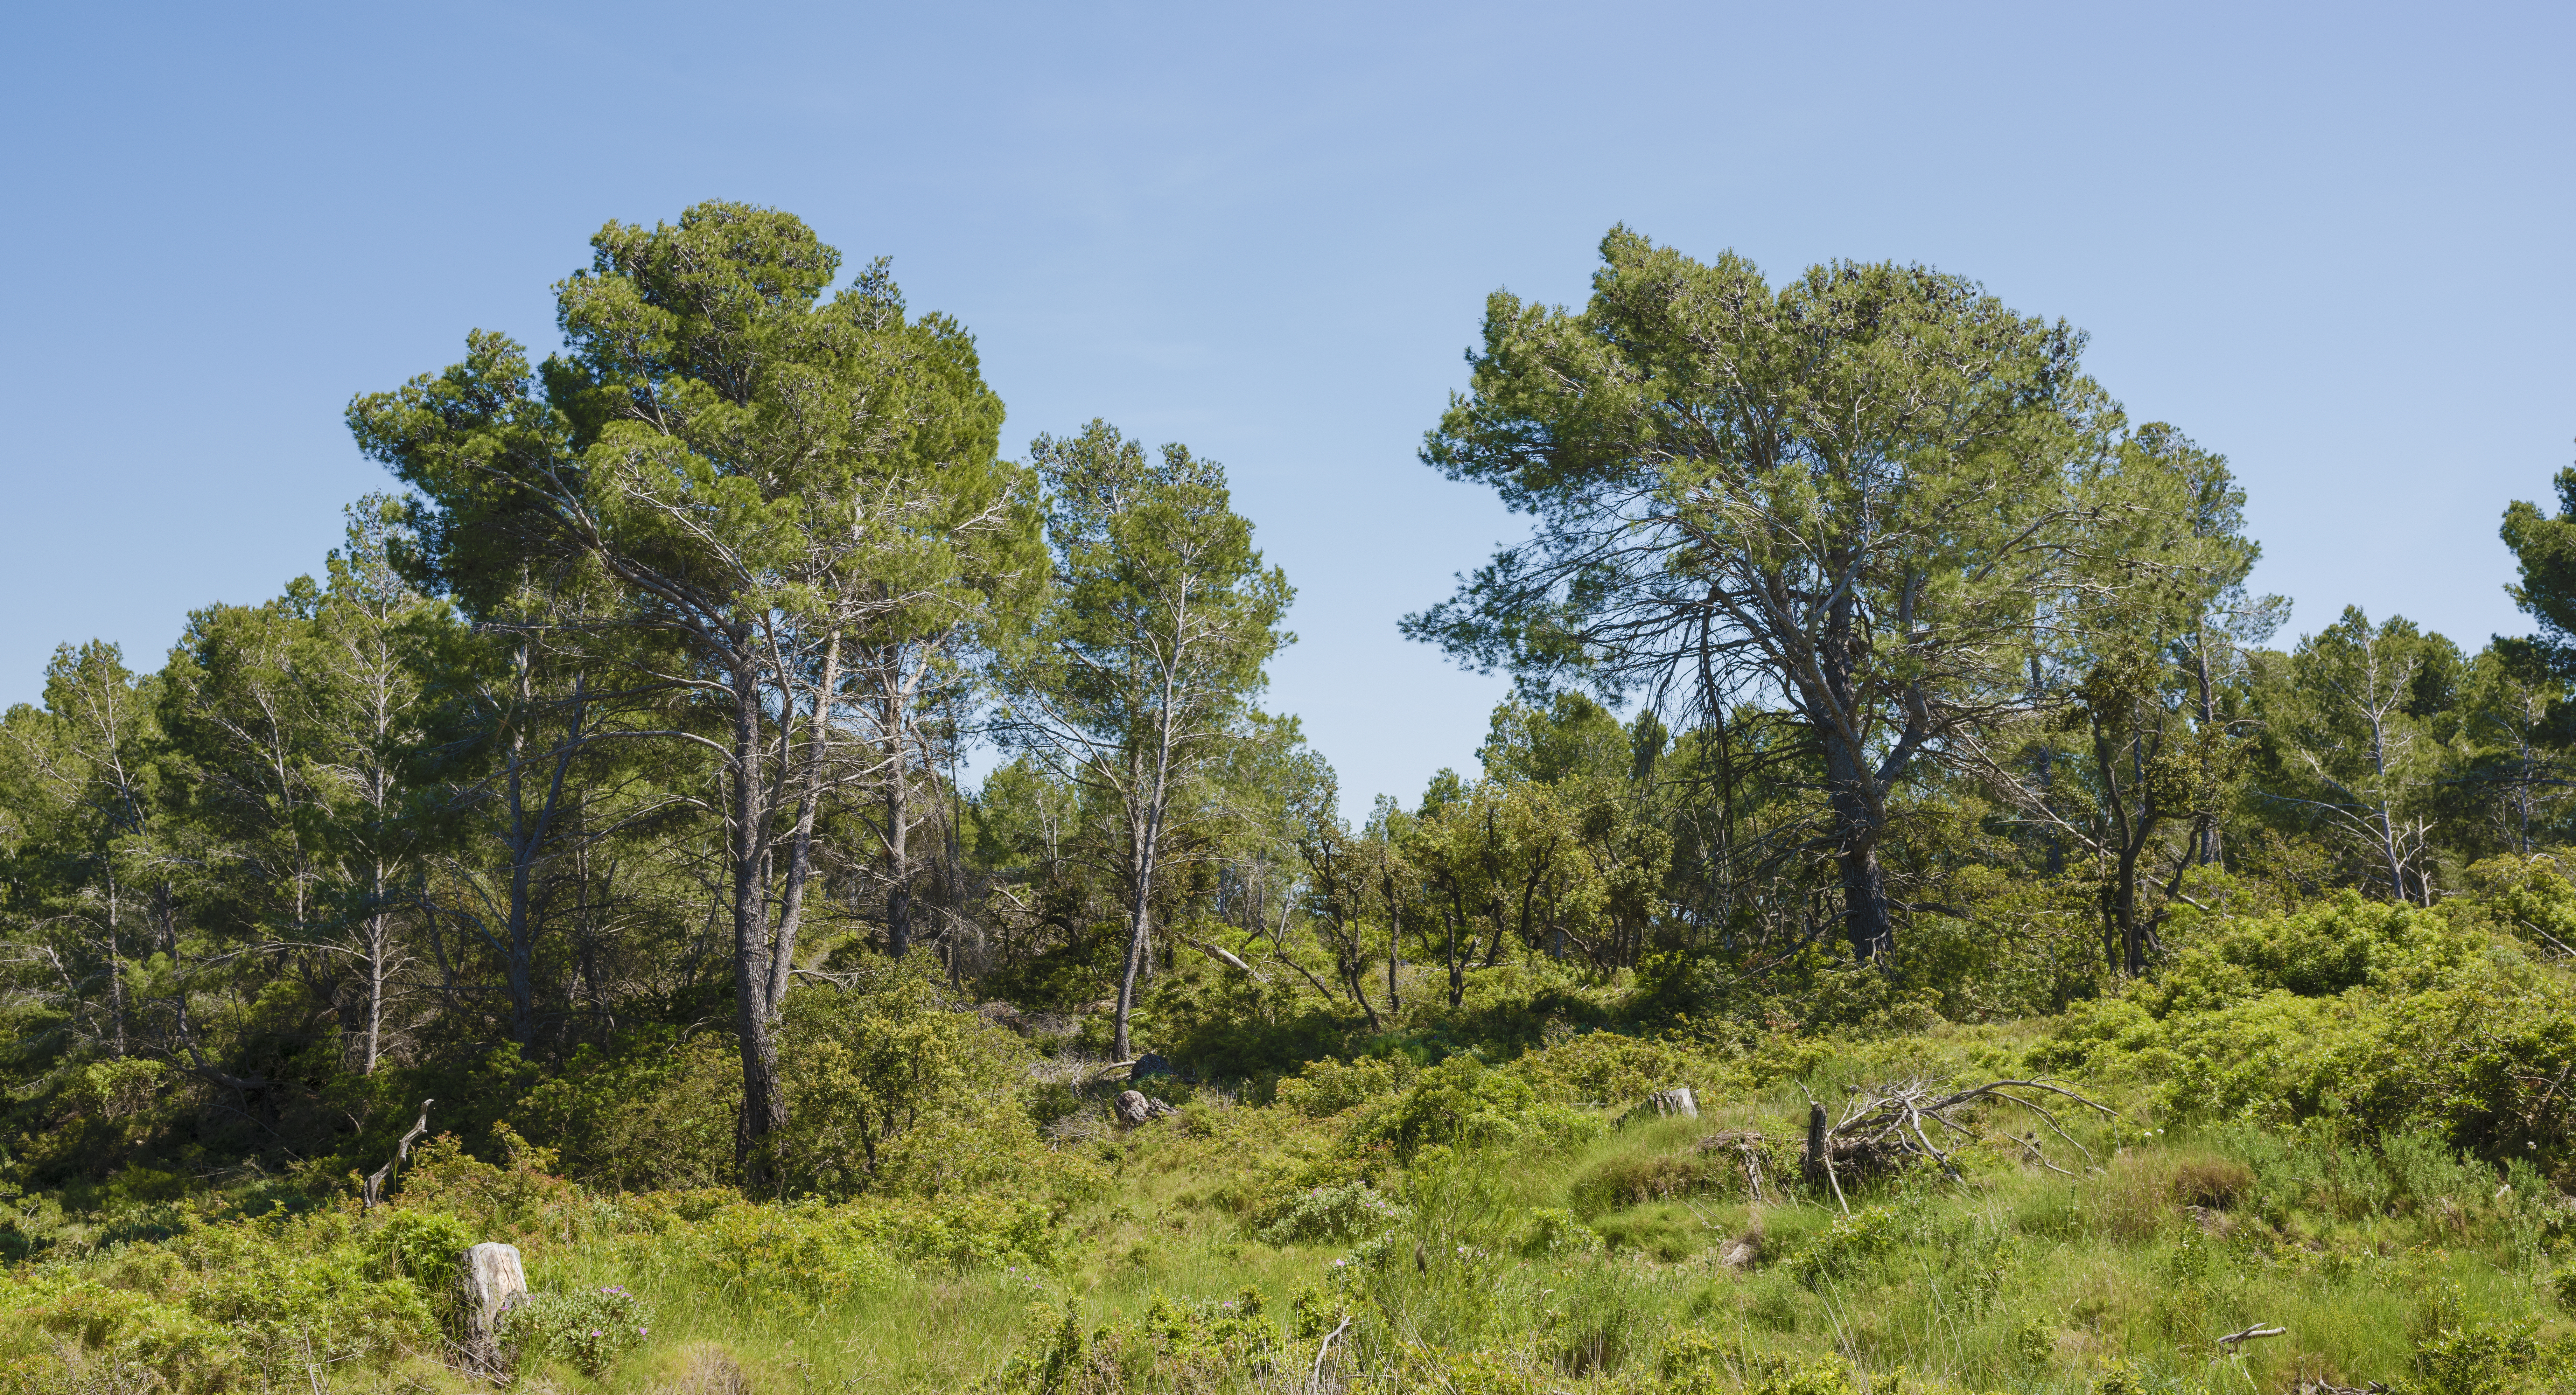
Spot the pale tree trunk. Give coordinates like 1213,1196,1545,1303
773,632,841,993
884,662,913,960
105,870,127,1058
1112,669,1181,1060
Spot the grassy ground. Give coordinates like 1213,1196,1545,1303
4,1021,2572,1394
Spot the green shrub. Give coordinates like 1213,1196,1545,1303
2410,1318,2555,1395
500,1281,654,1377
359,1207,472,1315
1353,1055,1603,1159
977,1290,1282,1393
1505,1031,1706,1105
1253,1181,1405,1245
777,959,1042,1199
1275,1054,1415,1117
1787,1206,1900,1288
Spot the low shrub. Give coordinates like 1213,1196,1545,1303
1253,1181,1406,1245
500,1281,655,1378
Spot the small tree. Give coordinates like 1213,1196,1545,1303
999,422,1291,1059
2259,607,2459,903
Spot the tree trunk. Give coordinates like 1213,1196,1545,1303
1113,867,1153,1059
1837,838,1891,962
728,655,785,1192
773,632,841,994
887,756,912,958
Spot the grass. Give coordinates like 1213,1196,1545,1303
3,1023,2572,1393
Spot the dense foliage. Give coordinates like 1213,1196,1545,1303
4,203,2575,1392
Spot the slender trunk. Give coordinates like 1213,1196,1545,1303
1441,885,1467,1009
365,862,387,1075
1113,766,1168,1060
2367,709,2406,903
105,870,127,1058
1386,908,1402,1018
502,730,537,1047
887,747,912,959
728,649,786,1191
2032,656,2063,877
2193,630,2223,866
773,633,841,995
1113,834,1156,1059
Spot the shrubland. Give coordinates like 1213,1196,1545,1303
5,866,2575,1394
11,200,2576,1392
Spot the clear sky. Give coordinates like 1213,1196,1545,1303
3,2,2570,814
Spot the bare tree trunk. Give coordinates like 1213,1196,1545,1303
727,653,786,1192
887,757,912,959
773,632,841,994
104,871,127,1058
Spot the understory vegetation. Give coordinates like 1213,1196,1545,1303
5,881,2575,1393
7,200,2576,1391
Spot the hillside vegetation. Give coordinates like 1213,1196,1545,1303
5,867,2576,1393
8,200,2576,1392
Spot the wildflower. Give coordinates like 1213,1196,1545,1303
591,1330,603,1338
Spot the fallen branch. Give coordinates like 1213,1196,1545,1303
1813,1078,2116,1183
1310,1314,1352,1393
362,1098,434,1210
2217,1323,2286,1349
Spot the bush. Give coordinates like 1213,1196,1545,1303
1275,1054,1415,1117
359,1208,472,1314
1505,1031,1707,1105
2036,895,2576,1173
1353,1055,1603,1159
1253,1181,1405,1245
500,1282,654,1378
777,958,1041,1199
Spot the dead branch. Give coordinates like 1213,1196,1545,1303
1811,1077,2116,1183
362,1098,434,1209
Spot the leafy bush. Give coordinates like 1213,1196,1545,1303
978,1290,1281,1394
1274,1054,1416,1117
777,959,1041,1199
1253,1181,1405,1245
1352,1055,1603,1159
500,1282,654,1377
641,1191,1066,1303
1787,1206,1901,1288
517,1030,742,1192
1504,1030,1707,1105
359,1207,472,1314
1515,1207,1599,1258
1567,1147,1741,1216
2036,895,2576,1174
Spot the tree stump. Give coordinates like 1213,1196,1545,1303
458,1241,530,1374
1801,1102,1829,1183
1645,1087,1698,1119
1114,1090,1179,1126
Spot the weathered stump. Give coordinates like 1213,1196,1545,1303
1644,1087,1698,1119
1114,1090,1180,1126
458,1241,529,1374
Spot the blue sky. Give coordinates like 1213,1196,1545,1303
3,1,2570,814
